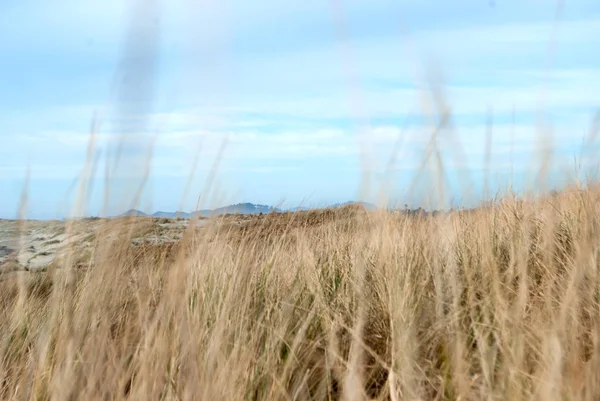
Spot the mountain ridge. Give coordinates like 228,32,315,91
117,201,379,219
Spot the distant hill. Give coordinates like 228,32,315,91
192,203,282,218
120,209,148,217
116,201,381,219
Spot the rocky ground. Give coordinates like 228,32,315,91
0,217,197,273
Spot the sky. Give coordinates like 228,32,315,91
1,0,599,219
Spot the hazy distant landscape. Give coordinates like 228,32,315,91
0,202,382,272
120,201,379,219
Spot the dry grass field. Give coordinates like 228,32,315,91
2,186,600,400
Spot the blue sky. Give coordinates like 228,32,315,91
1,0,599,219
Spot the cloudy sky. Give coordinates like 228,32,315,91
1,0,599,218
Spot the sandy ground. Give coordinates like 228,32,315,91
0,217,197,272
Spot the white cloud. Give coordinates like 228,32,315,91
2,115,593,181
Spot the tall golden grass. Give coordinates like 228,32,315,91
3,185,600,400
